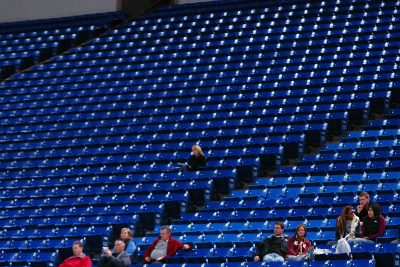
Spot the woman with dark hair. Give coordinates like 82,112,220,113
361,204,386,242
286,224,312,261
335,206,361,240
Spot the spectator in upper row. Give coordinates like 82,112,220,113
254,221,288,263
187,145,206,171
356,191,372,222
59,241,92,267
144,226,191,263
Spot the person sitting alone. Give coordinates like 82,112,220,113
144,226,190,263
186,145,206,171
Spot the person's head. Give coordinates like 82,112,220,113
160,226,171,241
274,221,284,236
114,240,126,254
120,227,133,241
359,192,370,208
72,241,84,256
340,205,355,221
296,224,306,238
192,145,204,157
368,204,382,219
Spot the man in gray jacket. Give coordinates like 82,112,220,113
99,240,131,267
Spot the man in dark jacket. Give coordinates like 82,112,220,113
99,240,131,267
254,221,289,262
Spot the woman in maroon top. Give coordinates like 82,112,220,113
348,203,386,245
361,204,386,242
286,224,312,261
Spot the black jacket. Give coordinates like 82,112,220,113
254,234,289,258
187,155,206,171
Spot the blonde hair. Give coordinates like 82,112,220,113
192,144,204,157
120,227,133,241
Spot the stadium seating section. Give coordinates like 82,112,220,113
0,0,399,266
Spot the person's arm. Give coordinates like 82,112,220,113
287,237,296,256
302,239,312,255
361,221,365,238
367,216,386,240
110,253,131,267
354,220,361,237
281,236,289,256
125,240,136,255
82,256,92,267
200,156,207,166
144,239,158,259
161,238,187,260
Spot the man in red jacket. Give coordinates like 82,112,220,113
144,226,190,263
59,241,92,267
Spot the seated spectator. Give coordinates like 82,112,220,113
336,206,361,240
286,224,312,261
186,145,207,171
356,191,372,223
144,226,190,263
59,241,92,267
254,221,288,263
346,203,386,245
112,228,136,257
99,240,131,267
361,204,386,242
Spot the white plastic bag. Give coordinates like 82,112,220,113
336,237,351,254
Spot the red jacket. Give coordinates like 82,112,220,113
59,255,92,267
287,235,311,256
144,236,189,261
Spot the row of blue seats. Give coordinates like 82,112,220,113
0,99,370,122
0,167,235,181
0,203,162,219
0,11,125,34
0,213,137,229
0,122,325,144
0,25,106,44
0,250,56,264
142,260,377,267
262,170,400,185
149,0,391,17
0,112,357,135
96,30,397,51
13,67,398,89
312,147,400,162
0,225,109,239
0,87,380,110
162,217,400,235
29,48,400,73
49,44,400,65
